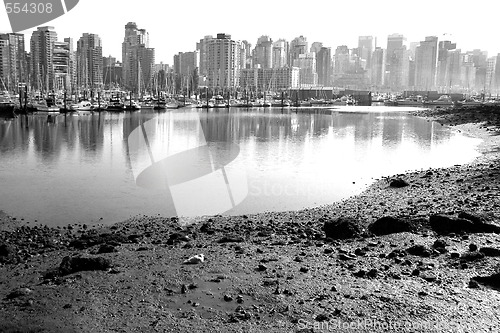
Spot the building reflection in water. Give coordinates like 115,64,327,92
0,109,480,227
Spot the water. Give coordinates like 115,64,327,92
0,107,481,227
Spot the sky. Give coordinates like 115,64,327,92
1,0,499,64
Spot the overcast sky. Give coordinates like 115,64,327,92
1,0,498,64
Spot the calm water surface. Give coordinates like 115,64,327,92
0,107,481,227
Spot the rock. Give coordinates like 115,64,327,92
412,269,420,276
217,235,244,243
450,252,460,259
299,267,309,273
389,178,409,188
429,215,475,234
322,218,361,240
315,314,329,322
224,294,233,302
461,251,485,262
472,273,500,288
97,244,118,254
458,211,483,224
183,254,205,264
58,256,112,276
353,270,366,278
469,243,478,252
421,274,437,282
366,269,378,278
5,288,32,300
468,279,480,288
406,245,431,257
354,248,366,256
479,247,500,257
338,253,356,261
323,248,334,254
433,239,447,248
368,216,412,235
257,264,268,272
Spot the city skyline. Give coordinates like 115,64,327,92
1,0,499,63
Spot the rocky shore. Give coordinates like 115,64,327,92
1,106,499,332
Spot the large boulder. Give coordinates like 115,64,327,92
323,218,361,240
430,213,500,234
368,216,412,235
429,215,475,234
58,256,113,276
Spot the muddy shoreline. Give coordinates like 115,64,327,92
1,106,499,332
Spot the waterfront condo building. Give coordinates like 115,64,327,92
206,33,241,89
272,39,288,69
122,22,155,93
77,33,103,90
254,36,273,69
414,36,439,90
30,26,58,91
0,33,26,91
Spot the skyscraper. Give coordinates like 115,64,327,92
53,40,70,91
289,36,308,65
0,38,10,90
358,36,374,69
77,33,103,89
385,33,406,89
272,39,288,68
0,33,26,91
64,37,76,92
173,51,199,92
316,47,331,86
254,36,273,69
206,33,241,89
415,36,439,90
122,22,155,93
30,26,58,91
293,52,317,86
371,47,385,87
436,40,456,90
196,35,213,77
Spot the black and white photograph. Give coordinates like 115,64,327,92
1,0,500,331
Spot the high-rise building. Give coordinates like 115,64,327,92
196,35,213,77
77,33,103,89
460,53,476,90
414,36,439,90
173,51,199,92
486,56,496,93
358,36,374,70
239,40,252,69
64,37,76,92
254,36,273,69
53,41,70,91
289,36,308,65
30,26,58,91
310,42,323,54
0,33,26,91
272,39,288,68
122,22,155,93
385,33,406,89
103,56,122,88
206,33,241,89
316,47,331,86
293,52,317,86
334,45,350,75
371,47,385,87
0,38,10,90
436,40,457,90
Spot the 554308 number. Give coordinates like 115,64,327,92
5,2,53,14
